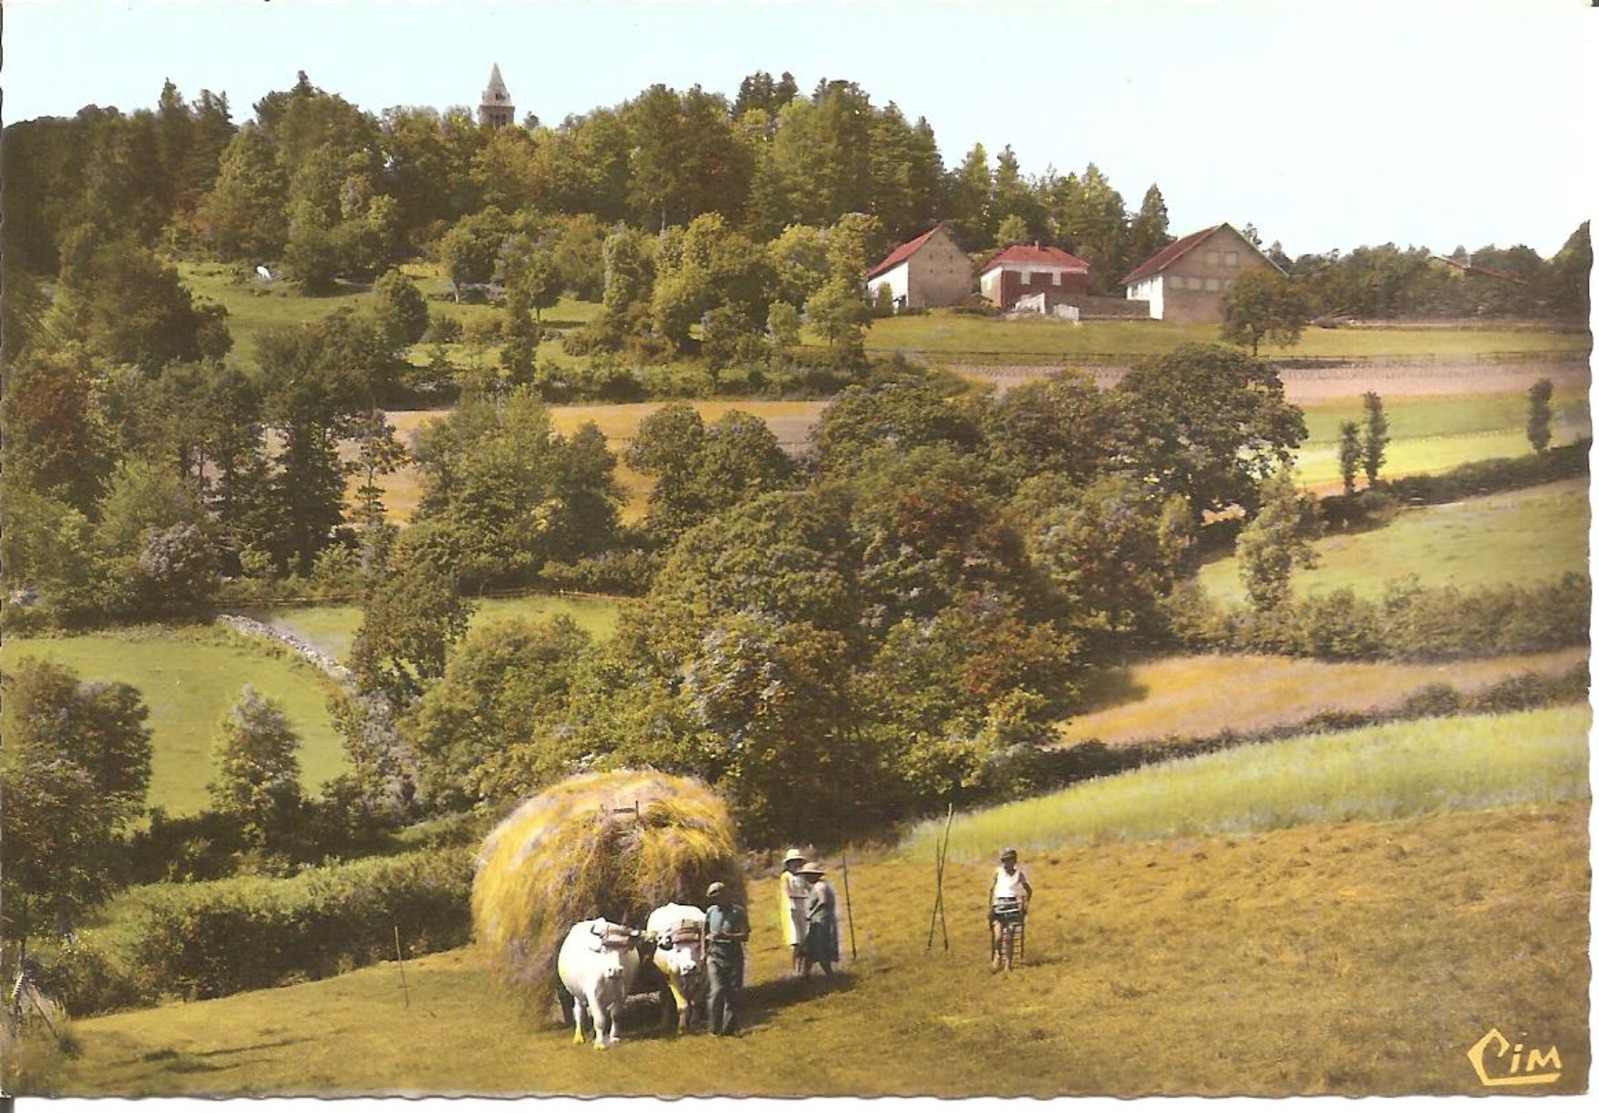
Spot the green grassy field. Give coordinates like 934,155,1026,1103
47,792,1590,1096
259,592,624,662
1292,390,1591,490
180,261,600,373
862,312,1588,362
0,630,345,816
1059,646,1590,747
909,705,1588,862
1199,478,1590,604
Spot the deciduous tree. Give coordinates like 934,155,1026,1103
209,686,302,841
1235,471,1321,612
1221,269,1307,355
1115,344,1307,519
2,659,152,945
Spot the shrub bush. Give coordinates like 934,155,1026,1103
1383,440,1588,506
128,847,472,1000
537,550,656,595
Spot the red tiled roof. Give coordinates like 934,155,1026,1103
978,243,1091,275
1119,225,1220,285
867,226,944,279
1120,223,1286,285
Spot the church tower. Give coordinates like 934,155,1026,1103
478,63,515,129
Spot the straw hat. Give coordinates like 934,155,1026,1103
783,848,805,865
798,861,826,876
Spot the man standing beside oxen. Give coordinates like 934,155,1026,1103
704,881,750,1037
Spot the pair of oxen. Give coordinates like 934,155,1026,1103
555,902,709,1049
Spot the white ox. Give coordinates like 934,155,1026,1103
645,903,708,1033
556,918,644,1049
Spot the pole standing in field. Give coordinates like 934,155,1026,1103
925,802,954,952
841,851,858,961
394,924,411,1009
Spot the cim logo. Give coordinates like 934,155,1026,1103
1467,1028,1562,1087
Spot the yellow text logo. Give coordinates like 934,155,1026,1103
1468,1028,1562,1087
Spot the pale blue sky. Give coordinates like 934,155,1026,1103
4,0,1594,257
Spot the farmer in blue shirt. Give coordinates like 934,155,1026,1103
704,881,750,1036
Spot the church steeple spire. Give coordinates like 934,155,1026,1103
479,63,514,129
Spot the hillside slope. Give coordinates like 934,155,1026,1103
53,801,1588,1097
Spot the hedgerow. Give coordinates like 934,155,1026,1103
126,846,472,1001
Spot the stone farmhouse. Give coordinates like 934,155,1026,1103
1121,223,1282,323
867,225,973,309
978,243,1092,315
479,63,515,129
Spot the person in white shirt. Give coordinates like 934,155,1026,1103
988,847,1032,968
778,849,809,976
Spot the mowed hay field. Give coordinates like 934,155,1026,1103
1199,479,1590,604
0,629,345,816
1059,646,1591,747
57,797,1588,1096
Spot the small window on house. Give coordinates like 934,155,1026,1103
1168,276,1183,290
1052,271,1061,285
1225,251,1240,266
1205,277,1220,292
1204,250,1220,266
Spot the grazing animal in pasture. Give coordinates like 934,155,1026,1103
556,918,644,1048
646,902,709,1033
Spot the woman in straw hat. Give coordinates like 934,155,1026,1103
779,849,809,976
798,861,839,977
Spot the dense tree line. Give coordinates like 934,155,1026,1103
9,71,1588,324
1267,224,1591,321
3,70,1180,296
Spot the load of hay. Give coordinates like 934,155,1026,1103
471,768,743,999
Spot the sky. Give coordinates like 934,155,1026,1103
3,0,1595,260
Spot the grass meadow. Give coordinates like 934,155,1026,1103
51,793,1589,1096
861,312,1588,363
1059,646,1591,747
1199,479,1590,604
906,705,1589,863
0,629,345,816
257,592,624,663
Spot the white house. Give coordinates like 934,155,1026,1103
867,225,972,310
1121,223,1283,324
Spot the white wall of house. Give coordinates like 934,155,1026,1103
871,262,911,308
1127,276,1164,319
